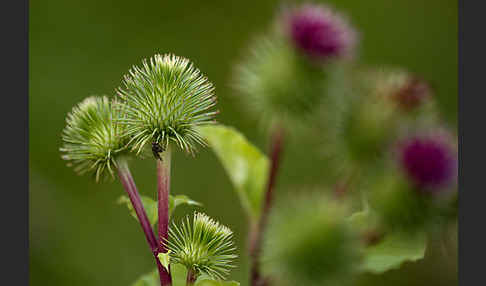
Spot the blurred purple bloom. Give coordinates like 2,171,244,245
400,136,457,191
286,4,356,60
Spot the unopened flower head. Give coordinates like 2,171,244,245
234,37,332,126
117,54,217,155
263,194,360,286
60,96,129,181
167,212,237,280
283,3,357,61
399,134,457,191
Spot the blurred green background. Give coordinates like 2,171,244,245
29,0,457,285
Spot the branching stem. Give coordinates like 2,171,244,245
249,126,285,286
116,157,170,286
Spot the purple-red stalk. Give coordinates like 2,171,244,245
116,159,171,286
249,127,285,286
156,148,172,285
186,268,197,286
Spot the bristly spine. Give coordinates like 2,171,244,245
166,212,237,280
117,54,218,156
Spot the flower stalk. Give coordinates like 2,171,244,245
117,158,158,252
157,146,172,253
116,158,171,286
155,146,173,285
186,268,197,286
249,126,285,286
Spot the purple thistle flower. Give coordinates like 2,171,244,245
285,4,357,60
400,135,457,192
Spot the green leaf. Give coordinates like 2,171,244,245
362,231,427,274
157,252,171,272
169,195,203,217
131,264,187,286
131,269,158,286
349,211,427,274
197,124,269,220
117,195,158,226
195,279,240,286
118,194,201,226
171,263,188,286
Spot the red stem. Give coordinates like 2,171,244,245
156,148,172,285
116,159,170,286
186,268,197,286
249,127,284,286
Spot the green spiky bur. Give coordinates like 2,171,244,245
368,168,451,234
341,93,397,165
60,96,129,181
234,37,342,128
117,54,218,155
262,194,361,286
167,212,237,280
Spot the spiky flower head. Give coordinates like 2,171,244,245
117,54,217,155
399,134,457,191
60,96,129,181
282,3,357,61
368,171,434,233
234,37,337,127
263,194,361,286
167,212,237,280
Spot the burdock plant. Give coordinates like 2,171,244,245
60,2,457,286
61,55,236,286
117,54,218,283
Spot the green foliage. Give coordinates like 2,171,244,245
131,269,159,286
263,194,361,286
118,194,202,226
362,231,427,274
348,211,426,274
167,212,237,280
117,54,218,155
157,252,171,272
197,124,269,220
60,96,130,181
195,279,240,286
169,195,203,217
131,264,187,286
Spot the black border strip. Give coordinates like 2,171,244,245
1,0,29,284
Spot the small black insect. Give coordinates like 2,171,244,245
152,141,165,160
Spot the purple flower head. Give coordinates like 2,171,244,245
285,4,357,60
399,135,457,192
